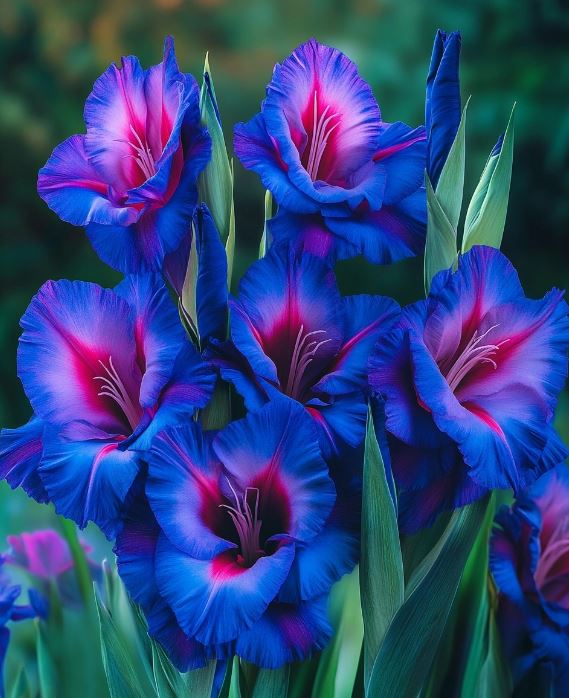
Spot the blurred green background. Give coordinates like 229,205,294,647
1,0,569,538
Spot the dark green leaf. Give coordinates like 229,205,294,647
251,666,290,698
360,409,404,685
36,622,58,698
367,498,488,698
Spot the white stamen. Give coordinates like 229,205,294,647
285,325,332,399
444,324,510,393
305,91,340,181
118,125,156,181
220,479,264,567
93,356,142,430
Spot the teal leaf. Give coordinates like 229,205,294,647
251,666,290,698
36,622,58,698
435,98,470,231
58,517,93,605
462,105,515,252
360,409,404,686
367,498,488,698
424,174,458,294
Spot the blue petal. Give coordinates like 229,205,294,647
374,122,427,205
114,274,185,408
0,418,48,503
155,533,295,645
235,597,332,668
194,204,229,344
37,135,140,228
147,420,231,561
131,342,215,452
213,398,336,544
269,210,360,262
425,30,462,187
318,294,400,395
324,187,427,265
39,426,140,539
114,489,208,671
234,114,319,213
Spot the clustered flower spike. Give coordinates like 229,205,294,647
1,31,569,683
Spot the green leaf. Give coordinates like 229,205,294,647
199,54,233,245
9,667,32,698
199,379,231,430
259,190,273,258
95,593,155,698
435,98,470,231
360,409,404,685
180,228,199,344
58,517,93,605
424,174,458,295
225,162,236,289
251,666,290,698
462,105,515,252
36,621,58,698
475,612,513,698
367,498,488,698
312,568,363,698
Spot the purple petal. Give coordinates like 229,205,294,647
0,418,48,503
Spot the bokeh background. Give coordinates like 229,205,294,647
1,0,569,539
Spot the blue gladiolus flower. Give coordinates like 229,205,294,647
234,39,427,264
117,399,358,668
425,30,462,187
210,245,400,455
369,245,569,532
1,559,46,697
37,37,211,273
490,465,569,696
0,275,215,538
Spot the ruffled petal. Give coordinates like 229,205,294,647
234,114,319,213
324,187,427,265
83,56,149,191
115,490,208,671
37,135,140,227
147,420,231,561
235,597,332,668
213,399,336,544
374,122,427,204
155,534,295,645
39,427,140,538
114,274,185,408
318,294,400,394
17,280,139,436
0,417,48,503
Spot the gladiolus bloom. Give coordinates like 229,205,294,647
369,245,569,531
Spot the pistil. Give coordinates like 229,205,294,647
285,324,332,400
121,125,157,181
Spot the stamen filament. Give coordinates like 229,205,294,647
220,480,264,567
444,324,510,392
285,325,332,399
117,125,156,181
93,356,142,430
305,91,340,181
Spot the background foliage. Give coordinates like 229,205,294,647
1,0,568,616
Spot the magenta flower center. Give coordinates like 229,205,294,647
285,324,332,401
442,324,510,393
301,91,340,181
93,356,143,431
220,481,265,568
121,125,157,182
